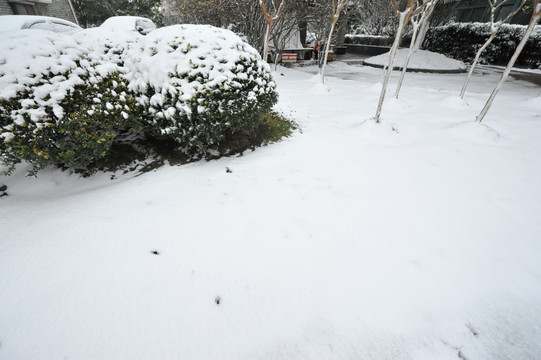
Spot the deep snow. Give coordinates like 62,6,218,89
1,58,541,359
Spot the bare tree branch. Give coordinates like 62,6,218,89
259,0,287,61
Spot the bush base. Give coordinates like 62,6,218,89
72,111,297,178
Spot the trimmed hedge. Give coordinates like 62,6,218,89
424,22,541,69
125,25,278,153
0,25,277,175
344,34,394,46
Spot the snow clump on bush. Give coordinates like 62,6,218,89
125,25,278,153
74,27,141,67
0,29,139,174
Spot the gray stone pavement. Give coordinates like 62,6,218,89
477,65,541,86
284,52,541,88
332,52,541,87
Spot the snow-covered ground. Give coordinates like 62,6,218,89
1,60,541,360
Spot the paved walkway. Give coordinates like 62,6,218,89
332,53,541,87
287,52,541,89
478,65,541,86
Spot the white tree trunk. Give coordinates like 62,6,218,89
263,22,272,62
320,0,349,83
476,12,541,123
394,21,419,98
413,5,434,50
460,33,496,99
375,11,409,123
320,18,338,83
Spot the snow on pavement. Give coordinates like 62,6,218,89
363,48,467,72
1,62,541,359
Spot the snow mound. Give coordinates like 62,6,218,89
364,49,466,73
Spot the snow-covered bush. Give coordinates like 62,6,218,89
424,23,541,68
1,25,279,175
0,30,139,175
125,25,278,153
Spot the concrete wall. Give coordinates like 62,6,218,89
1,0,77,23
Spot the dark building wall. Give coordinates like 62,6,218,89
1,0,77,23
452,0,523,23
0,0,13,15
432,0,533,25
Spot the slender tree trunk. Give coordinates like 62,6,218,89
413,6,434,50
476,12,541,123
460,33,496,99
274,48,281,70
263,22,272,62
320,0,349,83
394,21,419,98
375,11,409,123
320,18,338,83
336,9,350,46
392,0,439,98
